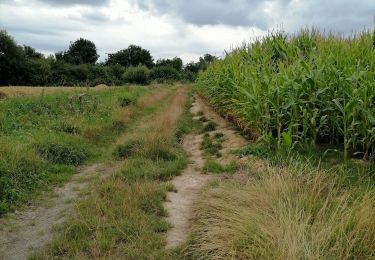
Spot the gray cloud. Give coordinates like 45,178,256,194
136,0,374,33
36,0,109,6
136,0,276,29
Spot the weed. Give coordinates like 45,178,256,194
35,139,89,165
114,139,142,158
201,134,222,157
199,116,207,122
203,160,238,174
203,121,217,132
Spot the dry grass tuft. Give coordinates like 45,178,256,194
136,87,172,108
186,165,375,259
0,85,110,98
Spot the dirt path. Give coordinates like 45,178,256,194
164,94,248,249
0,163,119,260
193,95,248,163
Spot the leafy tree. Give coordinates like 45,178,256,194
184,54,217,75
0,30,25,85
156,57,183,71
56,38,99,64
23,45,43,59
106,45,153,68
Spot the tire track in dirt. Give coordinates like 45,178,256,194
0,89,174,260
164,94,248,249
0,163,119,260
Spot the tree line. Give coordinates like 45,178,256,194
0,30,217,86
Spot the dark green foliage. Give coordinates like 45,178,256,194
23,45,43,59
203,121,217,132
36,139,89,165
199,116,208,122
150,66,180,81
56,38,99,64
123,65,150,84
106,45,153,68
0,29,198,86
214,132,224,139
114,140,142,158
0,30,25,85
156,57,183,71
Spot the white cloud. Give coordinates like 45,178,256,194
0,0,373,63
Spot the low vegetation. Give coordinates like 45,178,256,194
31,87,192,259
186,158,375,259
0,86,152,214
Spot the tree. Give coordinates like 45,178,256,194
23,45,43,59
184,54,217,75
0,30,25,85
156,57,183,71
106,45,153,68
57,38,99,64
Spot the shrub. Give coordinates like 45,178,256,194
150,65,180,82
123,65,150,84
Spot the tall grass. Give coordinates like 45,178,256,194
196,29,375,160
185,161,375,259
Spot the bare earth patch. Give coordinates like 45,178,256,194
0,163,118,260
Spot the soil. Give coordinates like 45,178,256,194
0,163,118,260
164,95,248,249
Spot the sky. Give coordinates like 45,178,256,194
0,0,374,63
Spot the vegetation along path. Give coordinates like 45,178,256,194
0,163,118,260
165,94,248,249
0,86,173,259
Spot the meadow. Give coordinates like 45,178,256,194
0,85,151,214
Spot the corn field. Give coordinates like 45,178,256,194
196,29,375,160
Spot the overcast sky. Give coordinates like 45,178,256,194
0,0,374,63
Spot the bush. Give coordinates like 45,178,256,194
150,65,180,82
123,65,150,84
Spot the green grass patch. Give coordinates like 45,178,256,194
203,160,238,174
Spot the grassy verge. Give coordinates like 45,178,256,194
182,131,375,259
0,85,171,214
31,86,192,259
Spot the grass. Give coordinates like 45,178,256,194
30,86,192,259
200,132,223,157
184,158,375,259
203,160,238,174
0,85,161,214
